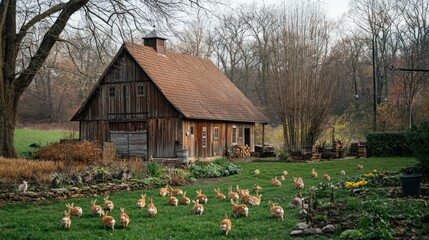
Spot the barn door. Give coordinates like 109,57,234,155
189,126,195,158
110,131,147,158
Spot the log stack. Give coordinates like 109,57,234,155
232,145,251,158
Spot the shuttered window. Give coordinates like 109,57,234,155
202,127,207,148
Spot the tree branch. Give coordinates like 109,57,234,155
16,2,67,45
15,0,89,96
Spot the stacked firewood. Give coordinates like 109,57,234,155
232,145,251,158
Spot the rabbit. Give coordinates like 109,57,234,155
60,210,71,229
220,213,232,236
137,194,146,209
281,175,286,181
214,188,226,199
248,193,262,207
271,177,281,187
228,186,239,201
236,185,249,195
181,191,191,205
254,169,260,175
293,177,304,190
147,197,157,218
168,185,183,196
91,199,104,217
159,185,169,197
18,181,28,193
283,170,288,176
102,211,115,230
357,164,364,170
119,208,130,228
323,173,331,181
192,200,204,215
196,189,208,204
340,170,346,176
288,192,303,209
253,184,263,194
269,200,284,221
311,168,318,177
231,198,249,217
103,196,114,212
65,203,83,217
169,191,178,206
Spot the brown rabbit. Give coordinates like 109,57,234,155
269,200,284,221
147,197,157,218
91,199,104,217
103,196,114,212
271,177,281,187
196,189,208,204
220,213,232,236
248,193,262,207
323,173,331,181
102,211,116,230
119,208,130,228
228,186,239,201
60,210,71,229
293,177,304,190
214,188,226,199
65,203,82,217
231,198,249,217
168,185,183,196
253,184,263,194
311,168,318,177
192,200,204,215
137,194,146,209
159,185,169,197
169,191,178,206
181,191,191,205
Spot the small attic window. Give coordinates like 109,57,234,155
137,84,145,96
108,87,115,97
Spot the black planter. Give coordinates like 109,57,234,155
401,174,422,197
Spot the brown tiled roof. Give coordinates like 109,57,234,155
124,42,268,123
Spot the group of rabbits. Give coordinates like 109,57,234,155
59,183,287,236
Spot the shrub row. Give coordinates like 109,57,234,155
189,159,242,178
33,141,101,163
366,132,411,157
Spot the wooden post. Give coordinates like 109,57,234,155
262,123,265,153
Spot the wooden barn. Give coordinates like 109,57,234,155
71,31,269,160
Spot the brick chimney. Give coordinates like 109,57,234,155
143,30,167,54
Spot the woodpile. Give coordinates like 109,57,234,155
232,145,251,158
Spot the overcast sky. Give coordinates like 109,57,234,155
228,0,350,19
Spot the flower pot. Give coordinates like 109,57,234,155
401,174,422,197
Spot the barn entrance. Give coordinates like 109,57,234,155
110,131,147,158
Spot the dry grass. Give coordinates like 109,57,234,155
0,157,86,184
33,141,101,164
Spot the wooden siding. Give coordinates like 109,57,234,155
147,118,182,158
182,120,255,159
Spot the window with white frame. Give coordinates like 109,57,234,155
232,126,237,144
213,127,219,140
202,127,207,148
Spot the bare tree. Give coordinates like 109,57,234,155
0,0,216,158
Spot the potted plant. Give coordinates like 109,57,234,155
402,120,429,196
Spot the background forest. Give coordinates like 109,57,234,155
17,0,429,151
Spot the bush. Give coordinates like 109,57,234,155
406,120,429,168
189,161,242,178
366,132,411,157
33,141,101,164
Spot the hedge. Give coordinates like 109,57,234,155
366,132,412,157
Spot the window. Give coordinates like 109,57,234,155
238,127,243,144
108,87,116,97
190,127,194,135
137,84,145,96
232,126,237,144
213,127,219,140
202,127,207,148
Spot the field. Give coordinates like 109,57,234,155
0,157,425,239
14,129,76,157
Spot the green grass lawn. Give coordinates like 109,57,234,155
14,129,77,157
0,157,420,239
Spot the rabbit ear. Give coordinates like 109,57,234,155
224,213,229,219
